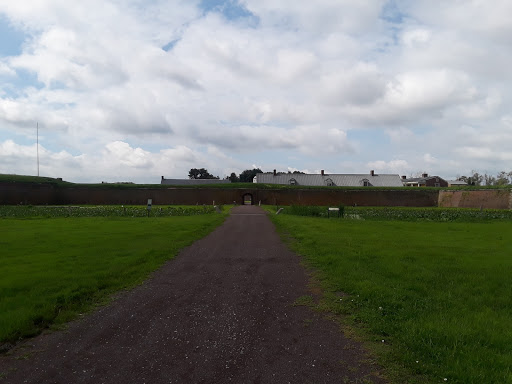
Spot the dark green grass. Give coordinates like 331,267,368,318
0,205,220,218
275,205,512,221
271,215,512,384
0,174,73,185
0,214,226,343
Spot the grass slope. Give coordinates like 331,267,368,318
271,215,512,384
0,214,225,343
4,173,509,191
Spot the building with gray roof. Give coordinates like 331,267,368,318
447,180,468,187
402,174,448,187
161,176,230,185
254,170,403,187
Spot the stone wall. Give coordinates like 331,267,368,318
438,189,511,210
1,183,439,207
3,183,510,209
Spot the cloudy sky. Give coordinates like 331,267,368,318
0,0,511,183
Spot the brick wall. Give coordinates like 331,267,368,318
438,190,511,209
1,183,439,207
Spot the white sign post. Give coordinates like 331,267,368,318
328,207,340,218
147,199,152,217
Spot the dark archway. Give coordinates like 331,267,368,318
242,193,254,205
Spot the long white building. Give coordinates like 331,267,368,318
254,170,403,187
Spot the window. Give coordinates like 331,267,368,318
325,178,334,186
361,179,371,187
435,183,440,187
289,178,297,185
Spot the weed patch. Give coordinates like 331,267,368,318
271,214,512,383
277,205,512,221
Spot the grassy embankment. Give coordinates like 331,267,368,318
0,207,227,344
271,210,512,384
3,173,510,191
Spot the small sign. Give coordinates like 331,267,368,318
328,207,340,218
147,199,152,210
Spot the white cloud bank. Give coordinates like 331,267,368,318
1,0,511,182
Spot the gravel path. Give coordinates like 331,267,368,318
0,205,385,384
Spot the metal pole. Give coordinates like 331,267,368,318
37,122,39,177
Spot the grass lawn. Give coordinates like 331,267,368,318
271,215,512,384
0,214,226,343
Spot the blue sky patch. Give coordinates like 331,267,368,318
380,0,405,24
1,69,43,98
199,0,259,25
162,39,180,52
0,15,26,57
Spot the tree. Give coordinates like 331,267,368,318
227,172,240,183
496,171,509,186
460,171,483,186
471,171,484,186
484,174,496,186
239,168,262,183
188,168,219,179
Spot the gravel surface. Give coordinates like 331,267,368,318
0,205,385,384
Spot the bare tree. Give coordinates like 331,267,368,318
484,174,496,186
496,171,509,186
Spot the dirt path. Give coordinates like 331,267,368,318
0,206,385,384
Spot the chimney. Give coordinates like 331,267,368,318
273,169,276,176
402,175,406,180
161,176,164,180
370,170,375,176
321,170,324,176
422,173,428,178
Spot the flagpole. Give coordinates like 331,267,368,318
37,122,39,177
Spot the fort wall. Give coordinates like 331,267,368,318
0,183,439,207
1,183,510,209
438,189,511,210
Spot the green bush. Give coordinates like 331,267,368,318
280,206,512,221
0,205,216,218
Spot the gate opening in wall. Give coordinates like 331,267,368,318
243,194,253,205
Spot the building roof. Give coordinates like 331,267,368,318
403,177,427,183
403,175,445,183
161,178,230,185
447,180,468,186
255,173,403,187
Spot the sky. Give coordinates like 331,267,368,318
0,0,511,183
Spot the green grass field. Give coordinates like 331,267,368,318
0,213,226,343
271,214,512,384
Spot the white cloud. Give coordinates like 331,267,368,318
0,61,15,76
402,28,431,46
242,0,386,34
0,1,511,182
423,153,437,164
0,139,83,177
367,159,409,174
0,139,239,183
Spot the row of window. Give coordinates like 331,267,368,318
288,178,372,187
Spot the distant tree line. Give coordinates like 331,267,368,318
189,168,305,183
457,170,512,186
188,168,219,180
189,167,512,186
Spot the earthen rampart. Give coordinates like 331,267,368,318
1,183,510,209
0,183,438,207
